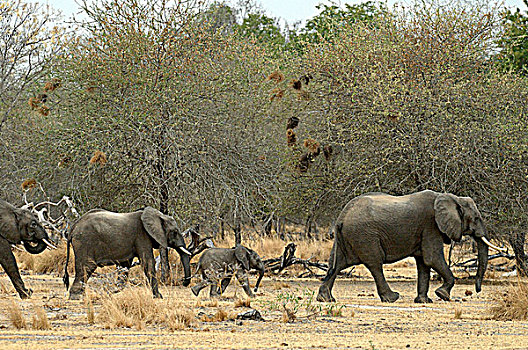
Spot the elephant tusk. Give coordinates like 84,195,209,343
481,237,507,252
43,239,58,250
179,246,192,256
12,245,25,252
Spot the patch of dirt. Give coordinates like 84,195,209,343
0,260,527,349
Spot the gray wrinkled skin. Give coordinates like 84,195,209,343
317,190,489,303
191,245,265,297
63,206,191,299
0,199,50,298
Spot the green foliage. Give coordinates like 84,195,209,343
236,13,285,48
497,0,528,74
260,288,346,319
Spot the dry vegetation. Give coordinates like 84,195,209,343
99,287,195,330
490,281,528,321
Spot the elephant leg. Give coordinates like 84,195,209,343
0,239,32,299
159,247,170,284
191,279,210,296
220,276,232,294
414,256,432,303
69,258,96,300
235,269,254,297
139,250,162,299
428,256,455,301
364,261,399,303
209,283,221,297
317,245,351,302
116,260,132,287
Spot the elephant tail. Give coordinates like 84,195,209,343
323,222,343,282
63,236,71,290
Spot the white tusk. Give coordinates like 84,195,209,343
43,238,58,250
481,237,507,252
12,245,25,252
179,247,192,256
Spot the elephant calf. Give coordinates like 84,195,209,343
191,245,264,297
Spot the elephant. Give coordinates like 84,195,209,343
0,199,56,298
63,206,192,299
317,190,504,303
191,245,265,297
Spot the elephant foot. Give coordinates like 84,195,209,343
18,288,33,299
380,291,400,303
153,291,163,299
69,292,83,300
316,285,336,302
435,288,451,301
191,285,201,296
414,295,433,304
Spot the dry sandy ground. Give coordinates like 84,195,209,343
0,262,527,350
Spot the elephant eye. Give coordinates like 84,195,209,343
30,221,37,228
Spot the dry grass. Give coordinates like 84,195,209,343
213,308,228,322
234,297,251,308
31,305,51,330
85,292,95,324
15,242,73,275
453,305,463,319
281,305,296,323
4,301,27,329
271,281,291,290
490,281,528,321
99,287,195,330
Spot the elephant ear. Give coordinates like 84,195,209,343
0,201,21,243
141,207,167,249
234,245,250,270
434,194,462,242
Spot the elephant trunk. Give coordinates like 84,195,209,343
176,246,192,287
254,264,265,293
474,237,489,293
23,239,47,254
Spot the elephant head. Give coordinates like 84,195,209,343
141,207,191,286
234,245,265,292
0,200,54,254
434,194,491,292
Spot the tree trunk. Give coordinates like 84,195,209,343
234,221,241,246
508,231,528,277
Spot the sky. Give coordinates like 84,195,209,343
34,0,528,23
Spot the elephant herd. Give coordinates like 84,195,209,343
0,190,505,306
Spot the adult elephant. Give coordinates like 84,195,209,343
0,199,56,298
317,190,504,303
63,207,191,299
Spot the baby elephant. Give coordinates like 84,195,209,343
191,245,264,297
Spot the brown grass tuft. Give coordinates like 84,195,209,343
31,305,51,330
234,297,251,308
286,129,297,147
99,287,195,330
85,291,95,324
213,308,228,322
5,301,27,329
453,305,462,319
490,281,528,321
203,299,218,307
21,178,37,190
90,151,107,165
281,305,296,323
266,71,285,83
